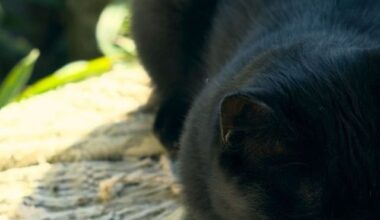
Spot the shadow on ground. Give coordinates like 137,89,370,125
1,112,183,219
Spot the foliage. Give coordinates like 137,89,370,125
0,0,136,108
96,0,135,58
18,56,116,100
0,49,40,108
0,0,66,82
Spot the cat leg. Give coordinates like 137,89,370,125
132,0,218,156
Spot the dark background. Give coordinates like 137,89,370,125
0,0,110,83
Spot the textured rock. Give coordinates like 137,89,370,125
0,65,163,170
0,65,182,219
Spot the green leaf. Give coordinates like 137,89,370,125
96,0,131,57
18,56,114,100
0,49,40,108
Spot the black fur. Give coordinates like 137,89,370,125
132,0,380,219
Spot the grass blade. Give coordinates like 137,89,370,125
0,49,40,107
18,56,114,100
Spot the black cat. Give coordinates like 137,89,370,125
132,0,380,219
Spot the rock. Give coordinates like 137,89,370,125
0,65,164,170
0,65,182,219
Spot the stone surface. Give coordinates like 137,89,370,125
0,65,182,219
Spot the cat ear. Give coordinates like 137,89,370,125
219,93,273,144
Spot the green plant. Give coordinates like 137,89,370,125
96,0,136,59
0,0,137,108
0,49,40,108
18,56,116,100
19,0,137,101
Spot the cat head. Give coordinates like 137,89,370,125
214,47,380,219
